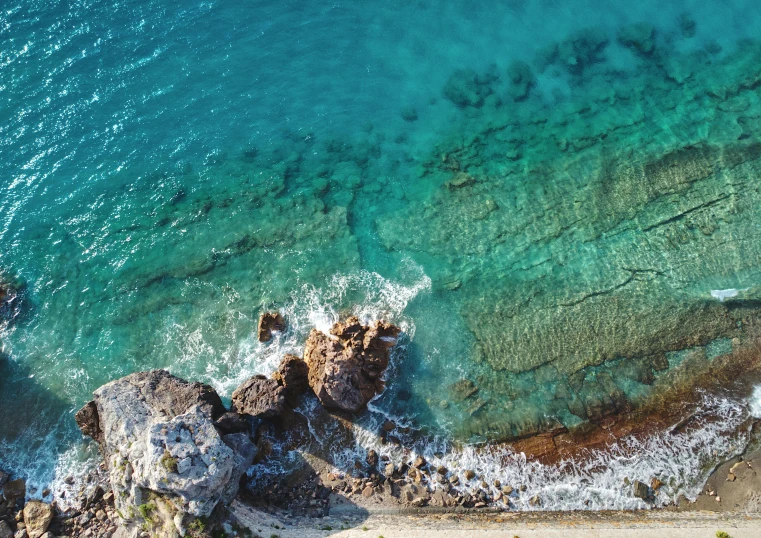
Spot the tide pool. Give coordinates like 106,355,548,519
2,0,761,507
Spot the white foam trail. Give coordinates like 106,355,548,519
750,385,761,419
320,394,753,511
711,288,749,302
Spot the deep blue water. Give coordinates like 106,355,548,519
2,0,761,509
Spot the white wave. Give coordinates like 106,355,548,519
320,394,752,511
711,288,749,302
207,264,431,397
750,385,761,419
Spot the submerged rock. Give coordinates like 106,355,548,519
506,61,535,101
618,23,656,56
75,370,255,538
257,311,285,342
303,316,401,413
443,69,492,108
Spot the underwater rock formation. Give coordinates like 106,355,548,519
443,68,494,108
0,275,27,326
75,370,255,538
506,61,535,101
379,40,761,441
304,317,401,413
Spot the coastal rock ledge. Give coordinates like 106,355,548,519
75,370,255,538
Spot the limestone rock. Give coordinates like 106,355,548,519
257,312,285,342
77,370,254,538
22,501,52,538
230,375,286,419
303,316,401,413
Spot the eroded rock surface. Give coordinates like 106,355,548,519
75,370,255,538
257,312,285,342
304,316,400,413
231,375,286,418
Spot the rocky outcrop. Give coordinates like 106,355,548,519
257,312,285,342
231,376,286,418
75,370,255,538
272,354,309,402
303,317,400,413
23,501,53,538
231,354,309,417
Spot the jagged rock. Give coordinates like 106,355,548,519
76,370,254,538
0,521,11,538
74,401,103,444
272,354,309,398
22,501,52,538
257,312,285,342
213,411,251,435
303,316,400,413
231,375,286,419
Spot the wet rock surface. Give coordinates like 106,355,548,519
257,311,286,342
303,316,401,413
231,375,287,418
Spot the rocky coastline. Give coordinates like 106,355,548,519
2,311,760,537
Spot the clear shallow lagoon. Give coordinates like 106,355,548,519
2,0,761,509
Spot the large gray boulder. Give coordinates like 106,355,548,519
75,370,255,538
304,317,400,413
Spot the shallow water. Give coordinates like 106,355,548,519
2,0,761,507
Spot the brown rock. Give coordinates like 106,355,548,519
366,449,379,469
651,477,663,490
272,354,309,397
464,470,476,481
303,316,401,413
361,485,374,498
74,401,103,444
257,312,285,342
230,375,286,418
413,456,426,469
2,478,25,500
382,420,396,432
23,501,53,538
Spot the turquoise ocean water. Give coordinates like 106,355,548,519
3,0,761,509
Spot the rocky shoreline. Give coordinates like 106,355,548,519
1,313,760,538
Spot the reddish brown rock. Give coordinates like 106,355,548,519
272,354,309,398
303,316,401,413
257,312,286,342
